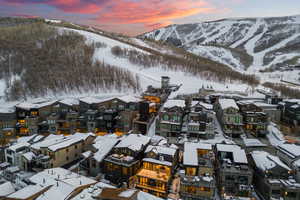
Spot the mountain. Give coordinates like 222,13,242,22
0,17,260,103
142,15,300,73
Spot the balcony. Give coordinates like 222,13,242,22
105,154,139,167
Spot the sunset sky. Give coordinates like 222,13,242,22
0,0,299,36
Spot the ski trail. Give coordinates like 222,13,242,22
231,19,260,48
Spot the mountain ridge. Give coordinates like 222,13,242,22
142,15,300,73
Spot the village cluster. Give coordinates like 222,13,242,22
0,77,300,200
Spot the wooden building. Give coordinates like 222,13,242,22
156,100,186,143
250,151,294,200
0,107,17,145
135,144,178,198
180,142,215,200
237,101,268,137
215,144,253,199
215,99,243,137
103,134,150,185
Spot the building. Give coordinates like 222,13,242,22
135,144,178,198
279,100,300,127
237,101,268,137
215,144,253,199
254,102,281,122
5,142,30,167
180,142,216,200
182,107,215,140
215,99,243,137
103,134,150,185
15,100,57,135
72,183,163,200
250,151,296,200
0,107,17,145
85,135,119,177
17,167,96,200
30,133,95,169
276,144,300,166
156,99,186,143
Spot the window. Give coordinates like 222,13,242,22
163,114,169,121
225,175,235,182
66,156,69,161
238,176,248,184
186,167,197,176
75,145,77,149
286,192,296,198
66,148,69,152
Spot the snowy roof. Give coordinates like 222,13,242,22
22,152,35,161
198,102,213,110
7,185,49,199
59,98,79,106
115,134,150,152
47,133,94,151
0,182,15,197
117,95,141,103
82,151,92,159
218,99,239,110
293,158,300,167
17,134,38,144
163,99,185,109
0,106,15,114
183,142,212,166
79,96,115,105
143,158,172,166
277,144,300,159
254,102,278,108
29,168,97,200
92,136,119,162
16,100,57,110
243,138,267,147
216,144,248,164
6,166,20,173
8,142,30,152
69,182,116,200
31,134,65,150
251,151,291,172
145,145,177,156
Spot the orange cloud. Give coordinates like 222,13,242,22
97,0,215,25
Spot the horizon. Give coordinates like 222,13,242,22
0,0,299,36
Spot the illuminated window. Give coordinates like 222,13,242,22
31,111,38,116
186,167,197,176
18,120,25,124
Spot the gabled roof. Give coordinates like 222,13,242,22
218,99,239,110
16,100,57,110
277,144,300,159
251,151,291,172
115,134,150,152
163,99,185,109
29,168,97,200
59,98,79,106
145,145,177,156
92,135,119,162
97,188,139,200
0,182,15,197
7,185,50,200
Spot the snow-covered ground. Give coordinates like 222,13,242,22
144,15,300,84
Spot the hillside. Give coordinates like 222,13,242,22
0,17,262,103
142,15,300,74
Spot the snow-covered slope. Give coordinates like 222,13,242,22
143,15,300,72
70,28,253,97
